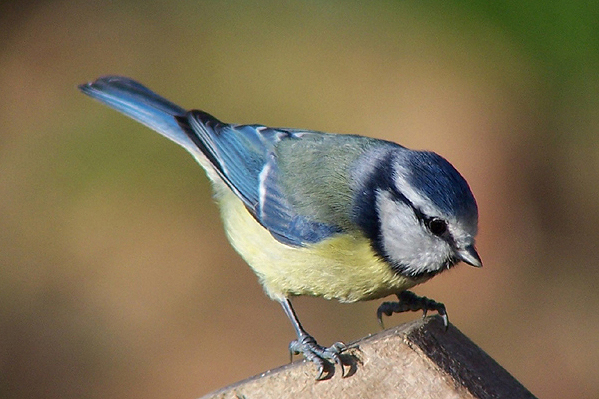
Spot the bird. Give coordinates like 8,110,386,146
79,76,482,379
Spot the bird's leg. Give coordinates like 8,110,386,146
279,298,347,380
377,290,448,329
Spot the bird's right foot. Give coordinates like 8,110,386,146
289,334,347,380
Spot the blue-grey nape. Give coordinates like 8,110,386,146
351,149,397,248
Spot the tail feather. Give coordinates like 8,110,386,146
78,76,196,153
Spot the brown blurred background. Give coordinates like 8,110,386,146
1,1,598,398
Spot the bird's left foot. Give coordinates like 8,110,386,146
289,334,347,380
377,290,448,329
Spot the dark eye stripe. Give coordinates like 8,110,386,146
388,185,426,223
389,186,453,241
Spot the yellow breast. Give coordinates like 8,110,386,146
216,188,424,302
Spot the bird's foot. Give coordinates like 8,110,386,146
289,334,347,380
377,290,448,329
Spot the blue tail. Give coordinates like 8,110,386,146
79,76,197,153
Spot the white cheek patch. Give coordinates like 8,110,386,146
376,190,452,275
377,190,415,236
376,190,418,257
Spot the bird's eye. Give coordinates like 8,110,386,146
427,218,448,236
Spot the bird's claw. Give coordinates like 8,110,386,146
377,290,449,330
289,335,347,379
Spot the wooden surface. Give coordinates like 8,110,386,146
199,316,537,399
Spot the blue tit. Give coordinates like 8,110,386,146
79,76,482,379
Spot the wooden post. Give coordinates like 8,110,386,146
199,316,536,399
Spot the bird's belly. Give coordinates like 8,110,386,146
217,190,421,302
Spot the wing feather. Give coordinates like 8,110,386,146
179,111,341,246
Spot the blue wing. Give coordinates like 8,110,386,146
80,76,340,246
177,111,342,246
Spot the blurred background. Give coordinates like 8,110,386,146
1,1,598,398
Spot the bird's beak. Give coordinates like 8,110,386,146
457,245,482,267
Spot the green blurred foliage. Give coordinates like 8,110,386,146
1,1,598,398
